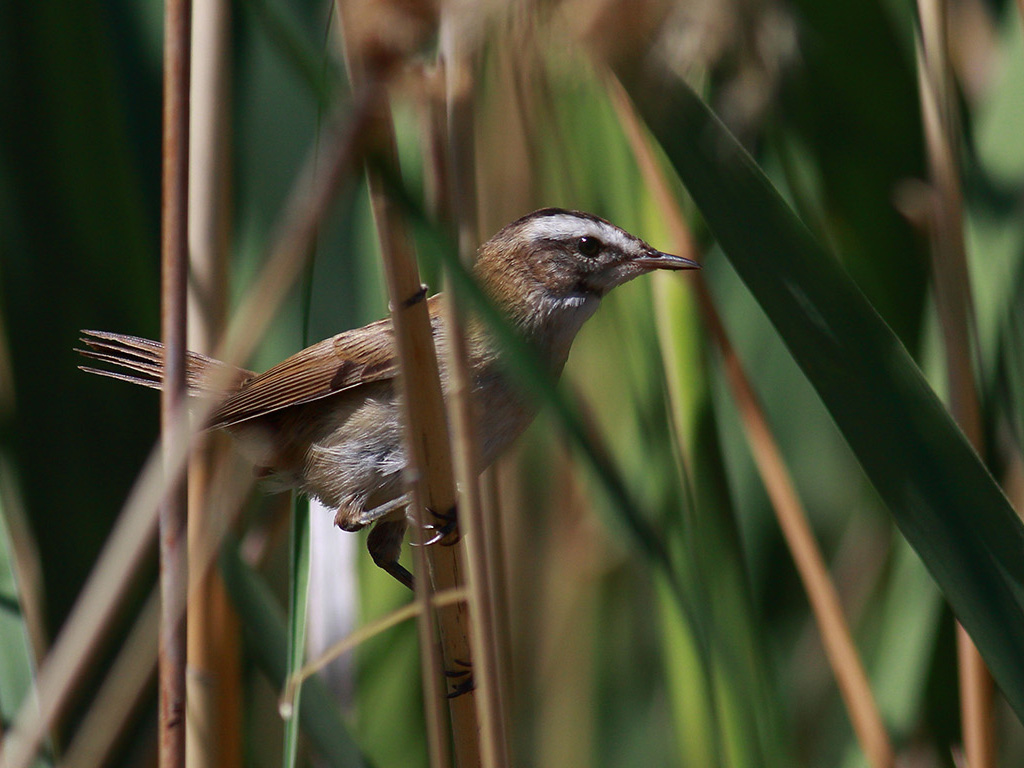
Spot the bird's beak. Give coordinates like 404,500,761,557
634,250,701,271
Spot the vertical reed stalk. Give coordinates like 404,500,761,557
334,3,481,764
160,0,191,764
361,103,463,768
440,18,512,765
915,2,993,765
187,0,239,765
479,467,513,711
0,94,371,768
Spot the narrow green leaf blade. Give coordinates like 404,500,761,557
283,497,312,768
625,73,1024,721
0,484,52,768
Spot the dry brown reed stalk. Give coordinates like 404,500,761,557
335,2,483,766
420,52,495,766
609,77,896,768
336,32,453,768
472,29,541,234
186,0,240,764
362,107,461,768
440,19,512,765
465,27,536,717
0,94,376,768
367,132,462,767
916,2,994,765
159,0,192,763
479,467,513,711
696,288,895,768
50,456,248,768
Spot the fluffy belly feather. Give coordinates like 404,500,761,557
232,368,534,530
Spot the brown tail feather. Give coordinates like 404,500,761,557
77,330,255,396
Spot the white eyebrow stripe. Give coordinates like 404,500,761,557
519,214,638,252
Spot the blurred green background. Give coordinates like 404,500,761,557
2,0,1024,766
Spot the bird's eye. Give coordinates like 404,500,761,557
577,236,601,257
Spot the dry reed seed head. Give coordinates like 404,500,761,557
559,0,676,67
440,56,474,101
438,0,499,59
556,0,798,138
341,0,440,75
946,0,998,103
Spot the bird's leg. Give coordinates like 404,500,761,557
362,500,459,588
366,518,413,590
367,507,473,692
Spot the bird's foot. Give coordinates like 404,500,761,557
430,504,460,546
411,504,460,547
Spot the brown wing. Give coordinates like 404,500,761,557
209,317,396,429
208,296,444,429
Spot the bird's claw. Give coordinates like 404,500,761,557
445,659,474,697
410,505,460,546
447,676,475,698
431,505,461,545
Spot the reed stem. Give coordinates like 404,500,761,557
159,0,192,763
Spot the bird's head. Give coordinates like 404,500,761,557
474,208,700,332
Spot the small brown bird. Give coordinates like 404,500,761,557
79,208,699,586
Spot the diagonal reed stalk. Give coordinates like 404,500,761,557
0,92,376,768
694,287,895,768
286,585,469,692
60,590,159,768
159,0,192,763
915,1,994,765
610,76,896,768
61,446,255,768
